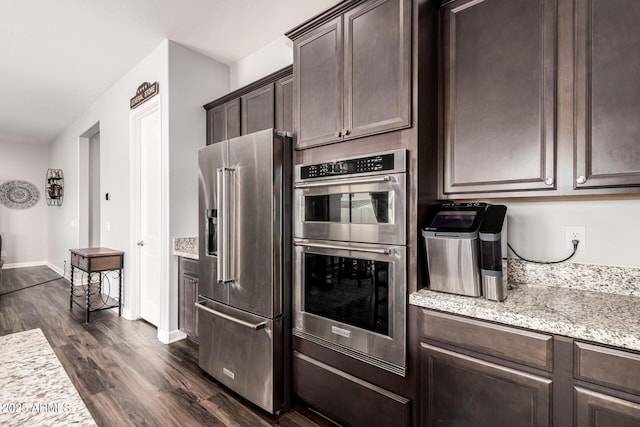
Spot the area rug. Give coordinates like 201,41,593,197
0,329,96,426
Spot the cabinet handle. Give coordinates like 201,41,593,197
544,177,554,186
334,131,342,138
137,241,144,246
342,129,350,136
576,175,587,184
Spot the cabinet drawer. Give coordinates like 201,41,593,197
421,310,553,371
293,352,410,427
180,257,199,278
575,342,640,395
89,255,122,271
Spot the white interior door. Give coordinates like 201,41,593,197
138,106,161,326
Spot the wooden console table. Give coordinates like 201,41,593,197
69,248,124,323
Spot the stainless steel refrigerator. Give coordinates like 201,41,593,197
197,128,291,414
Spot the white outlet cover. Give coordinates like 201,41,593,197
565,226,586,250
1,250,6,257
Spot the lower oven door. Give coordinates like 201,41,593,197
293,238,406,376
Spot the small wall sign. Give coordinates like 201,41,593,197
130,82,159,109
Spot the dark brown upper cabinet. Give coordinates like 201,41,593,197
440,0,557,196
574,0,640,190
275,75,294,135
204,66,292,145
207,99,241,145
289,0,412,149
241,84,275,135
440,0,640,198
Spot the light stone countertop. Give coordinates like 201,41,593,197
410,283,640,352
173,237,198,260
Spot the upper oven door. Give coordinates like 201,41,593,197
294,173,406,245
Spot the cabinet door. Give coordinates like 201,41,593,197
420,343,552,427
275,75,294,134
343,0,411,140
179,274,198,339
207,104,226,145
225,98,241,140
575,387,640,427
441,0,556,195
241,84,275,135
574,0,640,189
294,16,343,149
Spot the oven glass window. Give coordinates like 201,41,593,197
304,192,392,224
303,253,390,336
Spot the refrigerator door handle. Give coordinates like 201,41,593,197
217,167,236,283
195,301,267,330
226,167,237,282
216,168,224,283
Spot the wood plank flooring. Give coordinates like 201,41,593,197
0,266,335,427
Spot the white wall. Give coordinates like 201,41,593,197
48,40,170,314
167,40,230,330
501,198,640,268
47,39,229,341
229,36,293,90
0,141,48,266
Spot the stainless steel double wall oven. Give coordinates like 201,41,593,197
293,149,407,376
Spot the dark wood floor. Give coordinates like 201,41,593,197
0,266,335,427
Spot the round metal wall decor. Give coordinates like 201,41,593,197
0,180,41,209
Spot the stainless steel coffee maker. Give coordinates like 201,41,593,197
421,203,508,301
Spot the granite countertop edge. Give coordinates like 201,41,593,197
173,237,198,260
174,250,198,260
410,284,640,353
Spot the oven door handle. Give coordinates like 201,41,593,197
294,175,393,189
294,241,394,255
195,301,267,330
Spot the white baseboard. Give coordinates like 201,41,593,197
158,329,187,344
45,262,70,280
3,261,49,269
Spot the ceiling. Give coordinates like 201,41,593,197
0,0,340,144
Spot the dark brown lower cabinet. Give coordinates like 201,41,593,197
575,387,640,427
420,343,551,427
293,351,411,427
178,257,198,341
418,308,640,426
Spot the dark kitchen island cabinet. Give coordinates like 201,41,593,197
204,66,293,145
440,0,640,198
288,0,412,149
418,309,640,426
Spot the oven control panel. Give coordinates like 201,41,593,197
300,153,395,179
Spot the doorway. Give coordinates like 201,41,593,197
130,99,162,328
79,123,101,248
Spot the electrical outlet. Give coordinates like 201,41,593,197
1,250,6,257
565,226,586,250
